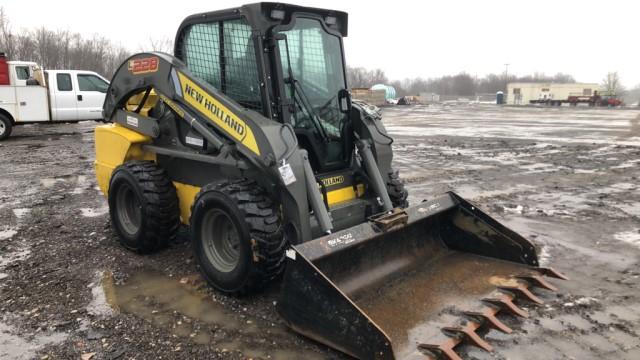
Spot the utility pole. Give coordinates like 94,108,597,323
504,63,510,92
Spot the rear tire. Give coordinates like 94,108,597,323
190,179,285,294
0,114,12,140
108,161,180,253
387,169,409,208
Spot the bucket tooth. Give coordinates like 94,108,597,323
499,284,544,304
536,267,569,280
463,310,513,334
483,296,529,318
419,342,463,360
442,326,493,352
517,274,558,292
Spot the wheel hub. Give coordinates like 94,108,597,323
115,184,142,236
202,209,240,273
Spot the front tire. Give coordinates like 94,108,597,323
190,179,285,294
108,161,180,253
0,114,12,140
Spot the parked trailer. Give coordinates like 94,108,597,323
529,91,623,107
0,53,109,140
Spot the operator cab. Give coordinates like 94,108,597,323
174,3,352,173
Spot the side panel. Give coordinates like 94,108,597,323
94,124,154,196
14,86,49,122
95,123,199,225
0,86,18,121
173,181,200,225
50,72,78,121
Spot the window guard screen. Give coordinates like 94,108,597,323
182,19,262,112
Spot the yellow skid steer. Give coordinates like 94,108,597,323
95,3,566,358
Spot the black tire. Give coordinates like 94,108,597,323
387,169,409,208
0,114,13,141
108,160,180,253
190,179,285,294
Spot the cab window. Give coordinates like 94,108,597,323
15,66,30,80
77,74,109,93
57,73,73,91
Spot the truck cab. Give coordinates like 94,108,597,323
0,53,109,140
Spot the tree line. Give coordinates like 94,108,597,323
0,8,129,78
347,65,577,97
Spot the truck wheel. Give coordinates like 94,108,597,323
387,170,409,208
190,179,286,294
108,161,180,253
0,114,12,140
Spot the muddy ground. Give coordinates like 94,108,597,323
1,105,639,360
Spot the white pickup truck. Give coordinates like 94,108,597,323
0,54,109,140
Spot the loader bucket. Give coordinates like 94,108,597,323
277,192,567,359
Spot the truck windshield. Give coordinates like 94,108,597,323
279,18,347,141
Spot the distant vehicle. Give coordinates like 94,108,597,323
0,53,109,140
529,90,623,107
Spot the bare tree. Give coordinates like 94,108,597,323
346,66,388,88
142,38,174,53
0,7,15,57
602,72,625,95
0,8,130,77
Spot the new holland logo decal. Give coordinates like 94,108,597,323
177,72,260,155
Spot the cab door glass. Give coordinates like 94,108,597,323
57,74,73,91
77,74,109,93
15,66,30,80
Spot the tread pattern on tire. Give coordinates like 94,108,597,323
0,114,12,140
387,170,409,208
114,160,180,253
194,179,286,293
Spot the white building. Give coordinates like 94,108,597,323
507,82,601,105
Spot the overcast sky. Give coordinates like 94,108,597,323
3,0,639,86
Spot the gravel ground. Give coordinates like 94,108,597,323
1,105,639,360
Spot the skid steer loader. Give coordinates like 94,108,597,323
95,3,567,359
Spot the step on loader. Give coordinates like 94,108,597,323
94,3,567,359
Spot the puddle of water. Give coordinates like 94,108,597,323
608,304,640,322
611,159,640,169
573,169,600,174
0,321,67,360
613,230,640,249
106,270,322,358
578,333,620,353
71,175,89,195
609,183,638,191
40,178,66,188
605,329,640,350
455,184,535,199
0,228,17,241
12,209,30,220
538,245,551,265
0,247,31,269
79,207,108,218
613,203,640,218
538,317,565,332
108,270,243,341
86,272,115,317
505,216,636,270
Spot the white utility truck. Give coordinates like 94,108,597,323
0,53,109,140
